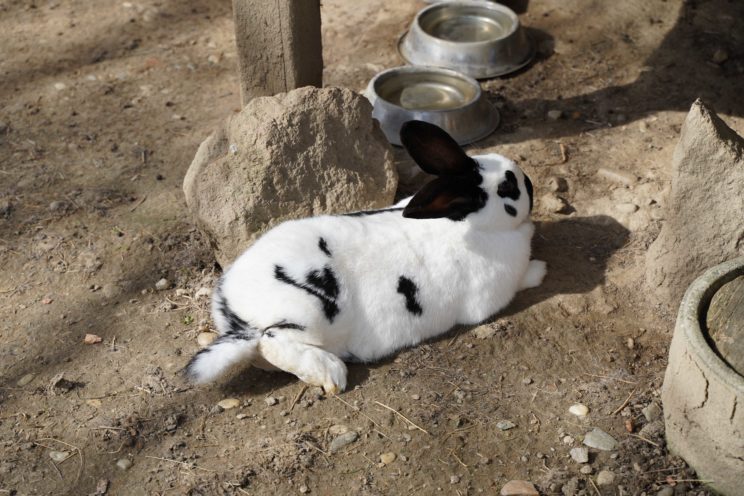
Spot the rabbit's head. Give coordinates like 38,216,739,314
400,121,533,231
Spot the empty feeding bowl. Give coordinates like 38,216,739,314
365,65,499,146
399,0,533,79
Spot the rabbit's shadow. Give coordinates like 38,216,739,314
221,215,627,395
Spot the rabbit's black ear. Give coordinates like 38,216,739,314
400,121,478,177
403,176,487,221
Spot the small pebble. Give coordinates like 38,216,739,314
521,378,533,385
472,326,497,339
49,451,70,462
380,452,396,465
84,333,103,344
329,424,349,435
299,485,309,494
197,332,217,347
210,405,224,415
547,109,563,120
329,431,358,453
712,48,729,64
657,487,674,496
17,373,35,387
562,435,575,445
548,176,568,193
569,403,589,417
570,447,589,464
236,413,248,420
229,143,238,154
450,475,460,484
411,394,420,400
597,167,637,186
540,193,572,214
583,428,618,451
626,337,635,349
116,458,133,471
642,402,662,422
195,287,211,299
155,278,170,291
218,398,240,410
616,202,639,214
54,82,67,91
500,480,539,496
596,469,615,486
496,420,516,431
265,396,278,406
580,465,593,475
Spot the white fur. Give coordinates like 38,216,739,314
186,153,545,392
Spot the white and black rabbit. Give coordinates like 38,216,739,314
185,120,546,393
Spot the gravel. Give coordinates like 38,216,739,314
583,428,618,451
155,278,170,291
496,420,516,431
569,403,589,417
596,469,615,486
329,431,358,453
217,398,240,410
570,447,589,464
116,458,133,471
500,480,539,496
49,451,70,462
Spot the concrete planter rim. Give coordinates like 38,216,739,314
677,256,744,393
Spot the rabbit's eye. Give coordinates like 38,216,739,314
497,171,521,201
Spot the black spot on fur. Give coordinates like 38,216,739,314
397,276,423,316
274,265,340,322
524,173,533,211
264,320,306,332
497,170,521,201
214,282,255,337
504,204,517,217
306,267,340,300
343,207,404,217
318,237,332,257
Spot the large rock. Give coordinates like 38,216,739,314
645,100,744,310
184,87,398,267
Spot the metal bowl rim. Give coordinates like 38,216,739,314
397,30,535,79
368,65,484,113
411,0,521,47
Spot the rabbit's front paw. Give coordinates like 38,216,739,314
298,349,348,395
520,259,547,290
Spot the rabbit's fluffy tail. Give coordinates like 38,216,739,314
183,333,259,383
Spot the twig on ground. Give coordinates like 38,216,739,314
36,437,84,484
629,433,660,447
289,385,307,412
611,388,636,415
588,476,601,496
144,455,215,473
373,400,430,435
333,395,389,438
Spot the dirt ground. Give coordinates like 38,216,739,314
2,0,744,494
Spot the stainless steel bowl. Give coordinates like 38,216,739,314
399,1,533,79
365,65,499,146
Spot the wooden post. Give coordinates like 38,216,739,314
232,0,323,106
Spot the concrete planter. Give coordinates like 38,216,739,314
662,257,744,495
